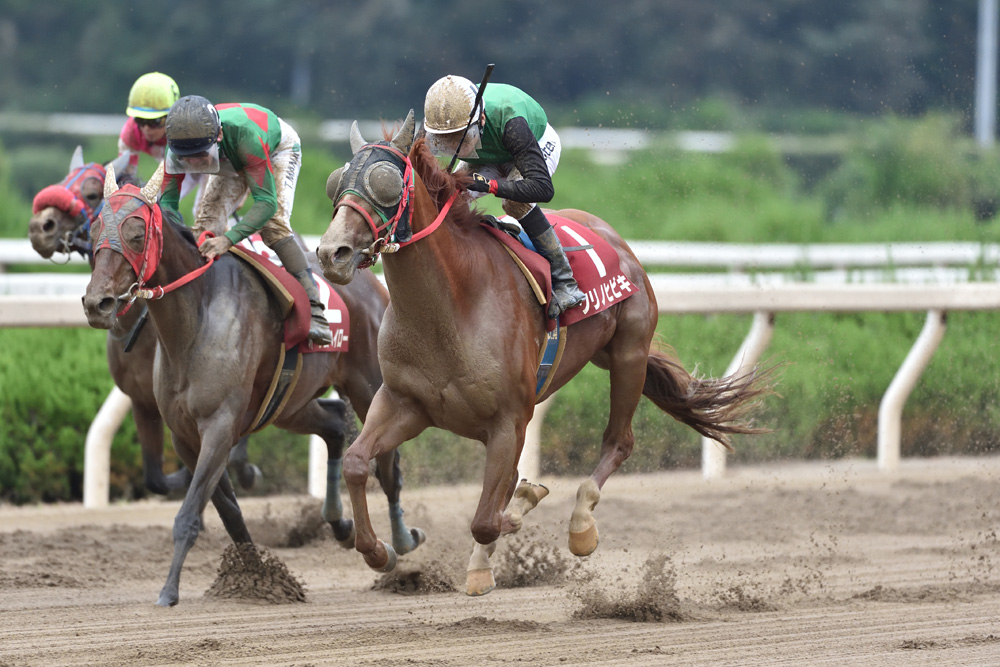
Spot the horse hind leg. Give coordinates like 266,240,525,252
278,396,357,546
569,345,646,557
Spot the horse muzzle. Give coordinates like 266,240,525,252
81,291,122,330
28,210,62,259
317,242,363,285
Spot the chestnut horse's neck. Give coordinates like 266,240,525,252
379,170,474,324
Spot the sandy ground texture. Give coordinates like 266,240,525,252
2,456,1000,666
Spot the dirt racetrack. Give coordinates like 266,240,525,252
2,456,1000,666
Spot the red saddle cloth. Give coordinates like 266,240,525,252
481,214,637,331
234,235,349,352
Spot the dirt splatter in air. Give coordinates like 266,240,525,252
572,553,689,622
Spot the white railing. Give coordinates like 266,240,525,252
5,237,1000,271
4,239,1000,505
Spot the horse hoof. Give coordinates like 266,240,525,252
155,592,178,607
237,464,263,491
367,540,397,573
410,527,427,548
515,480,550,506
392,526,427,555
569,522,599,557
331,519,356,549
465,568,496,596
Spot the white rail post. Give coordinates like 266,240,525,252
702,311,775,479
878,310,947,472
519,395,555,482
309,388,341,498
83,386,132,508
308,434,326,499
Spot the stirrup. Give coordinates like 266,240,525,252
308,322,333,345
308,303,334,345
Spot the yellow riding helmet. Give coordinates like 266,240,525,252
126,72,180,119
423,75,481,134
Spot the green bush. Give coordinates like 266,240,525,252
821,114,997,222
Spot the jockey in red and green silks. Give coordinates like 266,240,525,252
160,96,333,346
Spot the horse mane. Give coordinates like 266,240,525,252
160,205,197,247
409,138,482,230
116,169,142,188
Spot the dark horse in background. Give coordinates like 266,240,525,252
82,163,423,606
317,111,774,595
27,147,260,494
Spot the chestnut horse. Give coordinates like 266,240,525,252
82,164,423,606
27,148,260,494
317,111,773,595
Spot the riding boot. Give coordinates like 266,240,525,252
520,207,586,319
271,236,334,346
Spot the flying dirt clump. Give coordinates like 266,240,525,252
572,553,689,623
205,543,306,603
494,528,580,588
372,560,457,595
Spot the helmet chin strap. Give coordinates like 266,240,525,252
447,63,494,173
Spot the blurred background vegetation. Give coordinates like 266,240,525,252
3,1,1000,503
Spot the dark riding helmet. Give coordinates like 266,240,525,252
165,95,221,156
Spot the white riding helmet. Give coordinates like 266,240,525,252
423,75,482,134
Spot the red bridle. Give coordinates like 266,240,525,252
333,143,458,269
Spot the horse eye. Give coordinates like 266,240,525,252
122,217,146,251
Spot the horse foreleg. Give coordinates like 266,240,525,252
156,430,235,607
465,480,549,597
570,346,645,557
132,401,181,495
210,469,252,544
466,540,498,596
463,422,521,595
227,436,262,491
500,479,549,536
343,391,428,572
374,449,426,556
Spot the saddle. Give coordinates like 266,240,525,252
480,214,637,331
228,236,350,435
481,214,638,398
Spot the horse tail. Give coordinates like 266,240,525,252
642,344,776,451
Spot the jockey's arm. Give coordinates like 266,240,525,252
492,116,554,204
159,172,185,215
222,150,278,246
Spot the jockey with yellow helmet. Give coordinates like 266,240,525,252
422,74,585,319
119,72,179,161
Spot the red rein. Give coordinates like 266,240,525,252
118,231,217,316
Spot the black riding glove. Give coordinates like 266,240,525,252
468,173,497,194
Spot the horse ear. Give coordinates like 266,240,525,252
390,109,415,154
106,151,136,182
326,165,345,202
104,164,119,199
140,162,165,204
70,146,84,172
349,121,366,154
